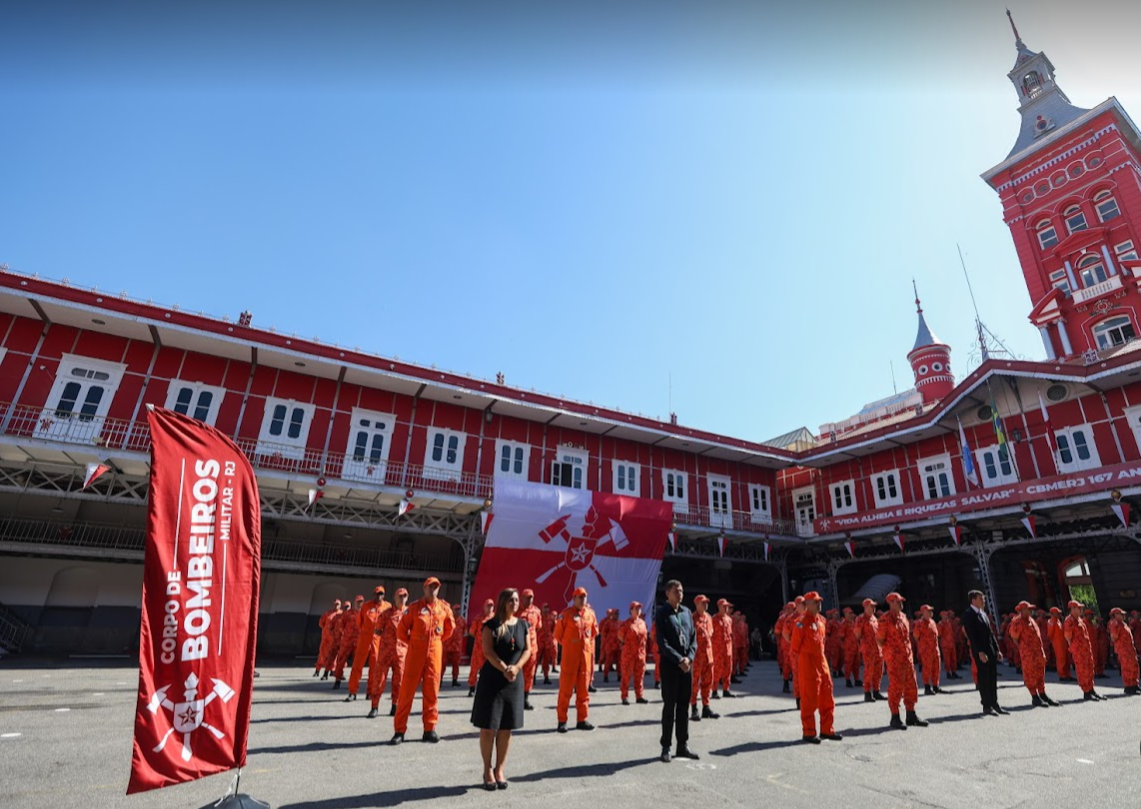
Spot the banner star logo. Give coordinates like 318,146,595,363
178,706,198,725
570,545,590,564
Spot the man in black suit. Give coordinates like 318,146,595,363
961,590,1009,716
655,579,699,763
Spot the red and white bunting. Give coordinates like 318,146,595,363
1111,502,1130,528
892,531,905,553
1020,514,1036,538
948,525,963,547
83,461,111,490
716,534,727,557
763,541,771,562
844,539,856,559
307,488,324,509
480,510,494,534
398,498,415,517
667,531,677,552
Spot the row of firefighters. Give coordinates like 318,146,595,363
309,582,752,738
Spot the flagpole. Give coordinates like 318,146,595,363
1005,377,1042,479
984,377,1021,482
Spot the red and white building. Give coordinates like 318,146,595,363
2,17,1140,656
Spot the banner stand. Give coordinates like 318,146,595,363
204,768,269,809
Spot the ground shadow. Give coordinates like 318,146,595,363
248,740,380,755
250,714,367,725
278,784,471,808
708,739,803,756
510,756,654,783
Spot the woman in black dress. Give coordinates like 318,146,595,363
471,588,531,790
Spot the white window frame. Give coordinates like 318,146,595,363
1054,425,1101,472
793,487,816,537
494,440,530,480
872,470,903,508
164,380,225,426
551,446,588,490
830,479,857,516
978,444,1017,487
707,474,733,530
919,453,956,500
257,398,316,459
748,484,771,521
341,408,395,482
1036,220,1059,250
661,469,688,509
1094,190,1121,223
612,460,639,496
36,354,128,444
1114,240,1138,262
1048,269,1071,296
1092,315,1137,350
1077,254,1108,288
1064,205,1088,234
424,428,466,481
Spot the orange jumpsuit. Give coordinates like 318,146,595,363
442,611,465,684
690,611,715,707
348,599,387,696
554,605,597,724
733,614,749,674
1064,614,1096,693
368,603,404,709
326,609,349,673
824,615,842,672
1047,616,1070,679
1131,615,1141,657
912,616,941,688
712,612,734,692
790,612,835,737
600,613,622,679
393,598,455,734
841,615,861,681
538,611,558,678
938,614,957,674
519,603,542,694
468,615,490,688
856,613,882,694
1109,617,1139,688
618,616,648,700
1036,613,1053,668
774,612,791,681
876,611,917,715
334,606,362,681
1010,614,1046,695
316,607,339,670
1092,618,1109,676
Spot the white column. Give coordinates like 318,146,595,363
1064,259,1078,291
1057,319,1073,355
1039,325,1057,360
1103,244,1119,277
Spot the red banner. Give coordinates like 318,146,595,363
127,407,261,795
814,459,1141,535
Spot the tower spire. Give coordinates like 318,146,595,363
913,278,922,314
907,282,954,404
1006,8,1024,50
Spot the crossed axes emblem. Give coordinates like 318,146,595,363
147,672,235,762
536,505,630,603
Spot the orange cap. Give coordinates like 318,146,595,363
573,587,588,598
885,592,905,603
484,598,495,607
424,577,441,588
630,601,642,610
862,598,877,607
793,596,805,605
784,602,795,609
521,588,535,597
1067,600,1083,609
1049,606,1061,614
1015,600,1035,611
1110,607,1125,615
803,591,823,602
919,604,933,612
354,594,365,601
395,587,408,596
695,595,710,604
374,586,386,594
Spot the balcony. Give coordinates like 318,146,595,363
1073,273,1123,304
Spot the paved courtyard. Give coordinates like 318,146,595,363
1,658,1137,809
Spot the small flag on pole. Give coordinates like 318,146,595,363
892,530,905,554
958,417,978,488
763,541,771,562
1020,514,1036,538
716,533,727,557
948,524,963,547
480,510,494,534
83,461,111,490
307,488,324,509
667,531,677,552
398,498,415,517
1038,391,1057,468
1111,501,1130,528
844,538,856,558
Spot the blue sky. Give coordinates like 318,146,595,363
3,1,1140,442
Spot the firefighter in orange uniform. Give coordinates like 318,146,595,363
1047,607,1070,680
912,604,941,695
315,598,342,678
1009,600,1058,707
790,591,841,743
600,608,623,682
1089,611,1109,679
712,598,737,698
618,601,649,705
367,587,407,718
345,587,388,702
782,596,807,706
732,611,749,679
518,588,542,709
325,599,350,682
1131,611,1141,659
1064,600,1104,701
824,610,842,675
332,595,364,689
689,595,719,722
554,586,598,732
538,604,558,684
775,602,794,693
841,607,861,688
857,598,885,702
876,592,927,730
442,600,465,688
1108,608,1140,695
938,610,960,679
390,577,455,744
467,598,495,697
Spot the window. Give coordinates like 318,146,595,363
830,480,856,516
1064,205,1088,234
495,440,530,480
920,454,955,499
1036,220,1059,250
748,484,771,520
793,488,816,537
552,447,587,490
662,469,688,507
164,381,224,425
1069,163,1085,179
1094,191,1121,223
341,408,394,481
1115,241,1138,262
872,471,902,508
1055,425,1100,472
708,475,732,529
424,428,465,481
257,398,315,458
613,462,639,495
1022,70,1043,98
1048,269,1071,296
36,354,127,443
1092,315,1136,350
979,445,1017,486
1077,254,1108,288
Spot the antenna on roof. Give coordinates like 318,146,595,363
890,360,898,395
958,243,990,363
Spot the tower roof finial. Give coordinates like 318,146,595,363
910,281,940,351
913,278,923,314
1006,8,1025,50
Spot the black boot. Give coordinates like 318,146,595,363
653,681,659,690
588,685,598,693
854,678,862,687
711,690,720,700
873,691,887,701
622,698,630,706
1031,694,1045,708
890,713,907,731
1043,693,1062,706
796,697,801,710
722,689,736,698
690,706,701,722
367,707,378,719
321,671,329,680
846,678,854,689
390,733,405,745
343,693,356,702
636,697,649,704
702,705,719,719
524,694,534,711
543,676,551,685
422,731,440,743
468,687,475,697
906,711,929,727
1084,691,1096,700
864,692,875,703
312,669,320,678
389,704,396,717
730,675,741,684
782,679,790,693
452,678,459,688
924,685,934,696
333,680,341,690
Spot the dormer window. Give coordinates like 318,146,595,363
1022,70,1043,98
1093,315,1136,350
1077,254,1108,288
1094,190,1121,223
1064,205,1088,234
1036,219,1058,249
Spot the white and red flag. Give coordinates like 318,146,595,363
844,538,856,558
398,498,415,517
127,407,261,795
892,530,905,554
666,531,677,552
1021,514,1037,538
83,461,112,490
763,541,771,562
716,534,727,557
470,478,671,612
307,488,324,509
1038,391,1057,469
1112,501,1130,528
948,524,963,547
480,510,494,535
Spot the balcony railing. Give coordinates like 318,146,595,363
0,402,800,538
